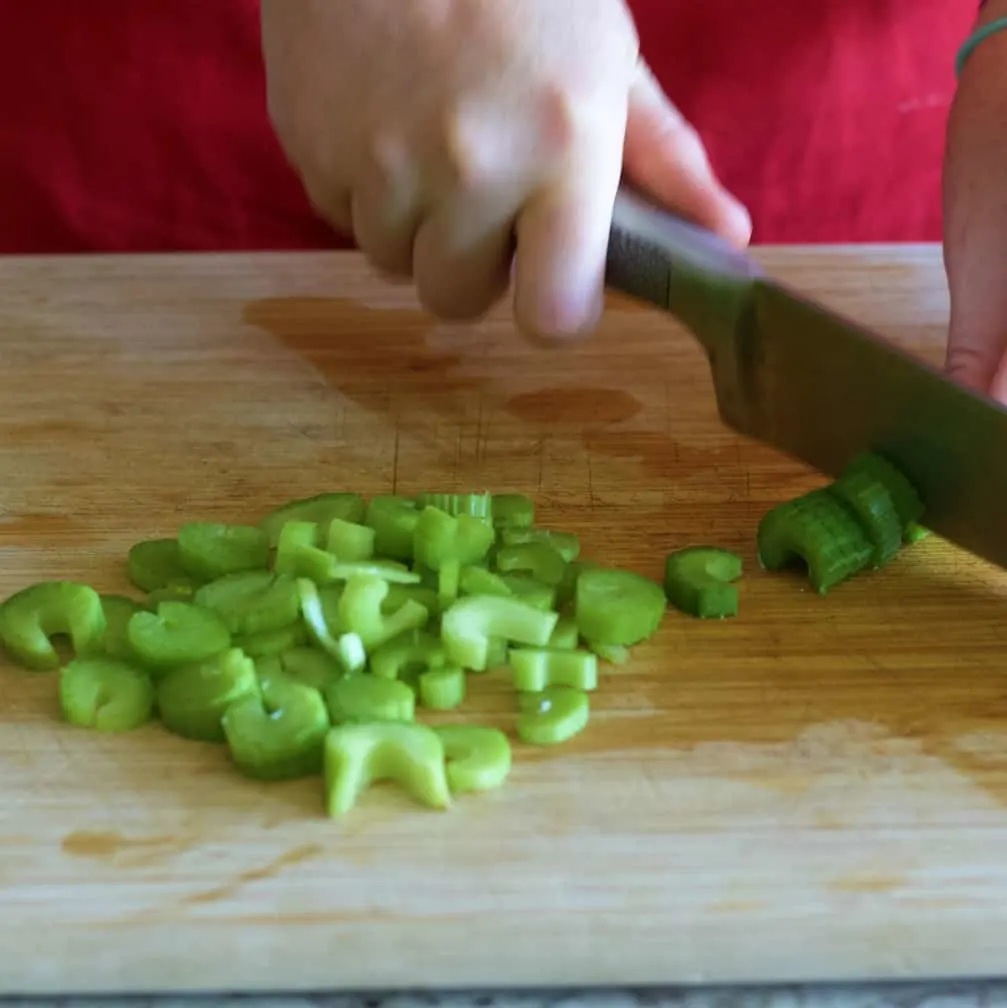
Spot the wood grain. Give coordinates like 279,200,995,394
1,246,1005,996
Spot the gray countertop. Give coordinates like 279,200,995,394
5,984,1007,1008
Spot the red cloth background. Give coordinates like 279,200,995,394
0,0,976,255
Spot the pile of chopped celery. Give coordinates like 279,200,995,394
0,491,671,817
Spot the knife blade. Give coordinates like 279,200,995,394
605,184,1007,571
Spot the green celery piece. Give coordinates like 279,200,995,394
194,571,301,636
586,640,630,665
337,574,429,650
365,495,420,562
177,522,270,581
509,647,597,691
382,583,441,619
554,560,599,609
127,539,195,593
663,547,742,620
498,574,556,612
145,583,196,608
840,453,924,530
325,675,415,724
59,657,155,733
126,601,232,671
484,637,509,670
277,646,344,691
330,560,421,585
499,527,580,562
99,594,143,661
435,725,512,793
326,518,376,562
516,685,590,746
757,489,874,595
414,507,495,604
416,492,493,522
904,521,932,544
323,721,451,816
157,647,260,743
369,629,446,681
548,616,580,650
495,542,567,587
459,566,512,598
297,579,350,664
440,594,558,672
491,494,535,530
827,470,903,567
260,492,365,548
233,621,307,658
275,520,336,582
418,666,466,710
222,675,331,781
574,567,666,646
0,581,107,672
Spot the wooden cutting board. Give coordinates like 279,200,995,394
2,246,1006,997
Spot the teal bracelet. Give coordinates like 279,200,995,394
956,16,1007,77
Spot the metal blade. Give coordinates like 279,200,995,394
605,184,1007,570
724,281,1007,569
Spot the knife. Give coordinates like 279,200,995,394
605,184,1007,571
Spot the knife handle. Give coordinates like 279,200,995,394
605,184,762,357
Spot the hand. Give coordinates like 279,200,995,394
260,0,750,342
943,3,1007,402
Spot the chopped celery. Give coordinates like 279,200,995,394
177,522,270,581
127,539,194,593
275,521,335,581
277,646,344,691
516,686,590,746
59,657,155,733
459,567,512,598
157,647,260,743
194,571,301,636
324,721,451,816
99,594,143,661
498,573,556,611
663,547,742,619
382,583,441,618
440,595,558,672
574,567,666,646
146,583,196,608
587,640,630,665
827,471,902,567
414,506,495,604
435,725,512,793
330,560,421,585
840,453,924,530
127,601,231,670
365,495,420,562
0,581,107,671
222,676,330,780
418,666,466,710
325,675,415,724
496,542,567,587
326,518,376,562
260,492,365,547
297,579,345,663
491,494,535,529
369,629,445,681
338,632,368,674
757,489,874,594
233,622,307,659
905,521,932,544
509,648,598,691
548,616,580,650
484,637,509,670
337,574,429,650
499,527,580,562
416,492,493,522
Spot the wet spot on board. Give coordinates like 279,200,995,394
61,830,183,862
184,843,324,905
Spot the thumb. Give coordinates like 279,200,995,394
622,61,752,248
